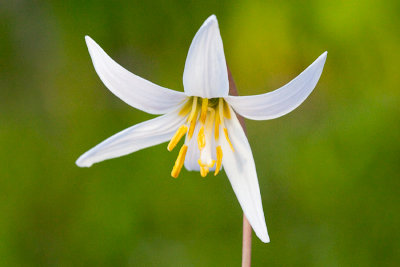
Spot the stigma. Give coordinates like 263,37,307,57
168,97,233,178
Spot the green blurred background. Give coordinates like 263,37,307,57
1,0,399,266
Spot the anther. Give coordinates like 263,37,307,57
167,125,188,151
171,145,188,178
214,146,223,176
197,126,206,150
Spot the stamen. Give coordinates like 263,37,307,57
187,97,199,139
187,97,198,123
215,102,221,140
224,128,234,151
218,98,226,129
223,100,231,119
206,107,215,129
214,146,223,176
188,118,196,139
167,125,188,151
197,126,205,150
178,98,194,116
200,98,208,124
171,145,188,178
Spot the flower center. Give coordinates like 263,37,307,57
168,97,234,178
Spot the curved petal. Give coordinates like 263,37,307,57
220,109,270,243
85,36,187,114
225,52,327,120
76,110,186,167
183,15,229,98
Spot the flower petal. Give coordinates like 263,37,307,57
85,36,187,114
183,15,229,98
225,52,327,120
221,108,270,243
76,110,186,167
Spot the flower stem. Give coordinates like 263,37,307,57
242,215,252,267
227,65,252,267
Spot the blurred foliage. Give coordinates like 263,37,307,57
0,0,399,266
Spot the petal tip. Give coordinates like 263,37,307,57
85,35,93,44
254,223,270,243
260,233,270,243
202,14,219,29
85,35,97,50
76,156,92,168
207,14,217,21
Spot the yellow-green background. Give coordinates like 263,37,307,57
1,0,399,266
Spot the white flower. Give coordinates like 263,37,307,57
76,15,327,243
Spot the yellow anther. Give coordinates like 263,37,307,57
197,126,206,150
214,146,223,176
224,128,234,151
167,125,188,151
200,98,208,124
171,145,188,178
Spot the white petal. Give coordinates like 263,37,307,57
76,110,186,167
225,52,327,120
183,15,229,98
220,109,270,243
85,36,187,114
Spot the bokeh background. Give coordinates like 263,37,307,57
1,0,399,266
